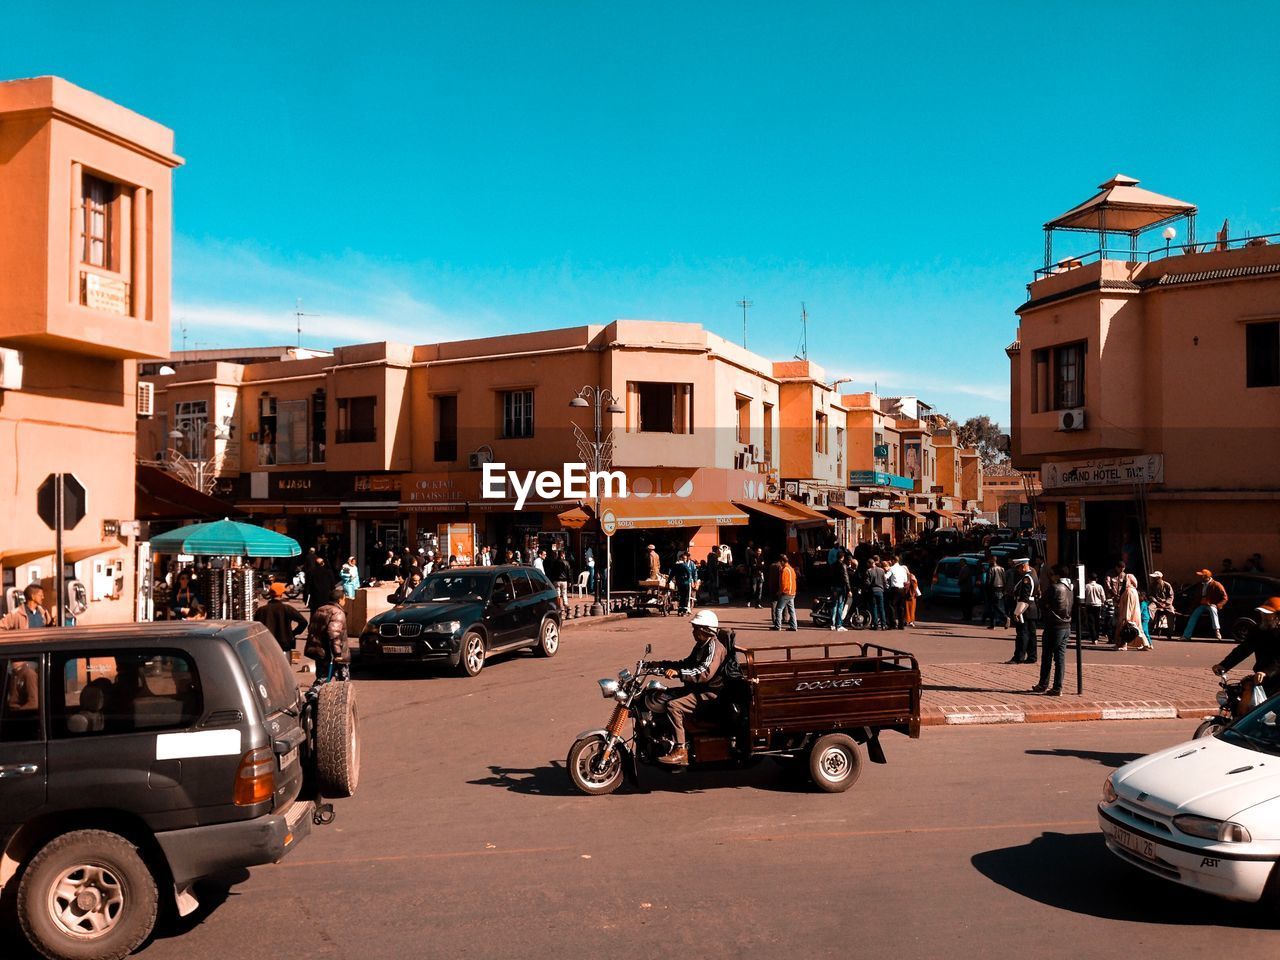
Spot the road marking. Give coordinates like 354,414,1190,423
734,819,1096,844
279,845,574,869
1100,705,1178,720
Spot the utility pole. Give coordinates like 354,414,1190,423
294,298,320,349
795,302,809,360
736,297,753,348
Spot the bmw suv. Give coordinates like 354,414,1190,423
359,565,561,676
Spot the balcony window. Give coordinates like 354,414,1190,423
762,403,773,462
1054,342,1085,409
735,394,751,445
1246,321,1280,388
629,382,693,434
435,395,458,461
815,412,829,454
82,174,117,269
276,399,309,465
311,392,327,463
500,390,534,439
336,396,377,444
258,397,276,465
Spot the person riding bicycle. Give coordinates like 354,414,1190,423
1213,597,1280,716
650,610,729,766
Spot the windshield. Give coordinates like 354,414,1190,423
1220,697,1280,756
409,573,489,603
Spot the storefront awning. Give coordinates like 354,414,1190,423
65,543,124,564
0,548,53,567
137,464,241,521
896,506,926,520
825,503,864,521
734,499,831,529
562,499,749,530
929,508,962,521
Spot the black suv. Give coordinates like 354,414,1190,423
360,565,561,676
0,622,359,960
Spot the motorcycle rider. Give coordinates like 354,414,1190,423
651,609,729,766
1213,597,1280,717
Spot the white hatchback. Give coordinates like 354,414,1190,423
1098,704,1280,903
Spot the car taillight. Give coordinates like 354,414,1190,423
234,747,276,806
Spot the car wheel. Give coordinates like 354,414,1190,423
1232,618,1255,643
536,617,560,657
17,829,158,960
314,681,361,798
457,630,486,677
807,734,862,793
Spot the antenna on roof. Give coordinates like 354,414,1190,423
736,297,753,348
794,302,808,361
179,316,188,353
294,298,320,348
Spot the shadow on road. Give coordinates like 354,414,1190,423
925,684,1020,695
468,759,804,796
468,762,581,796
972,832,1276,928
1025,747,1145,767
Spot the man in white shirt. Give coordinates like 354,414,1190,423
534,550,546,573
885,556,909,630
1082,572,1106,643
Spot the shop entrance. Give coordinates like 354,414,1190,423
1060,499,1148,580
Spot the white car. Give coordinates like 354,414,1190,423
1098,704,1280,903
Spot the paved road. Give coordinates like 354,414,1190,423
55,614,1280,960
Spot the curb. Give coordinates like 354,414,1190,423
562,613,629,631
921,701,1217,726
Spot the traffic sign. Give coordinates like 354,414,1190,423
600,508,617,537
37,473,87,531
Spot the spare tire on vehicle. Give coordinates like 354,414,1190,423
314,681,360,798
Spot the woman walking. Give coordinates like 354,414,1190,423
340,555,360,599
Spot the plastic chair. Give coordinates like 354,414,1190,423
576,571,589,596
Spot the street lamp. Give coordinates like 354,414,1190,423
569,385,624,615
168,422,229,494
1163,225,1177,256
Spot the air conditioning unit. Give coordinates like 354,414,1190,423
468,449,493,470
136,380,155,417
749,443,765,464
1057,408,1086,432
0,347,24,391
734,451,749,469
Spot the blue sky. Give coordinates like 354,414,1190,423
9,2,1280,423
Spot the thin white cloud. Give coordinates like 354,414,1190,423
839,367,1008,403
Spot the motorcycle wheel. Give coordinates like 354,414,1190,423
808,733,862,793
1193,718,1226,740
567,734,624,796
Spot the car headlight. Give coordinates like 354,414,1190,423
426,621,461,634
1172,814,1253,843
1102,776,1117,804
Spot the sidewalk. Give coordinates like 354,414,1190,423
921,661,1218,726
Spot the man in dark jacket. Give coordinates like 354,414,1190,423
651,610,729,765
254,582,308,661
1214,596,1280,715
306,556,337,614
1032,565,1074,696
305,587,349,678
1007,559,1040,665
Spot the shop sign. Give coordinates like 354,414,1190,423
83,273,128,315
1041,455,1164,489
865,497,891,511
873,444,889,458
848,470,914,491
600,509,617,537
355,475,401,494
1065,499,1085,530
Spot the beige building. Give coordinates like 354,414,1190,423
1,77,181,623
1009,175,1280,582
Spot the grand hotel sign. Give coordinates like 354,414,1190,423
1041,454,1164,490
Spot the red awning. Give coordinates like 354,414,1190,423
825,503,865,521
734,499,831,529
137,465,241,521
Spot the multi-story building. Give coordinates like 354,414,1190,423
1,76,181,623
1009,174,1280,581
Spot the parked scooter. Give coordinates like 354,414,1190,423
809,594,871,630
1194,675,1249,739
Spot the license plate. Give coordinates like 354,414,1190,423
1109,825,1156,862
279,747,298,770
383,644,414,654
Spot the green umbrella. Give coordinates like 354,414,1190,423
149,518,301,558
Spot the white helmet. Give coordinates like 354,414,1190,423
690,610,719,630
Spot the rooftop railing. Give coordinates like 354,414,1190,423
1032,232,1280,281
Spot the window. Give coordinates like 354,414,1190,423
836,427,844,478
762,403,773,462
82,174,117,269
511,569,535,598
735,395,751,445
276,399,309,465
1246,321,1280,388
258,397,277,465
1054,342,1085,409
435,395,458,461
500,390,534,439
311,392,327,463
233,634,297,718
336,396,377,444
815,412,829,454
51,650,202,738
174,400,209,460
630,382,693,434
1,659,42,743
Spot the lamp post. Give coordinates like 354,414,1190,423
1163,225,1177,257
168,422,230,494
569,385,624,616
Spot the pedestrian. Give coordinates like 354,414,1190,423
171,571,202,620
306,555,336,614
1213,596,1280,713
886,555,909,631
984,556,1008,629
1007,559,1040,665
672,551,698,615
585,546,595,593
1082,573,1106,643
1182,568,1228,640
830,552,852,632
868,556,887,630
771,555,798,631
1244,553,1265,573
904,564,921,628
545,548,570,611
254,581,309,661
533,550,546,574
646,544,662,582
957,559,976,623
1032,564,1075,696
704,548,720,596
340,556,360,599
1147,571,1176,640
0,584,52,630
748,547,765,608
1116,574,1149,650
304,587,350,679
